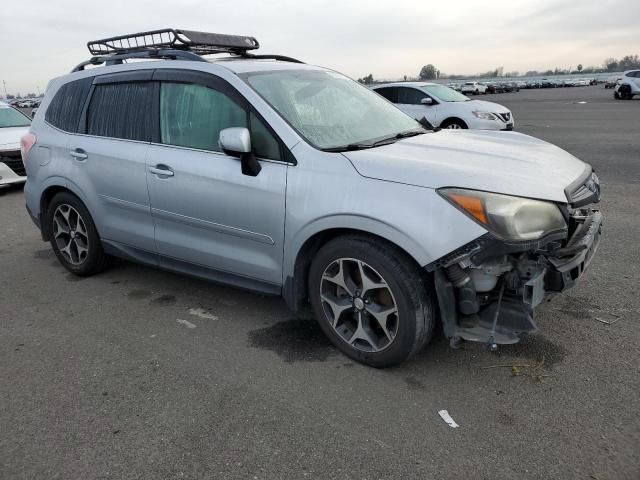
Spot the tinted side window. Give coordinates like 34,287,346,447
160,82,246,152
397,88,426,105
250,112,281,160
45,77,93,132
87,82,154,141
375,87,398,103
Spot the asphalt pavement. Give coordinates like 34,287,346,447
1,85,638,479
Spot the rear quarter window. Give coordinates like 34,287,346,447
45,77,93,132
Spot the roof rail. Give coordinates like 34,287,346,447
87,29,260,56
72,28,304,72
71,49,207,72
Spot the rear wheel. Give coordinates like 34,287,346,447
46,192,106,276
308,236,435,367
441,118,467,129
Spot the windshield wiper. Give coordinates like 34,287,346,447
322,129,427,152
321,143,374,152
370,129,427,147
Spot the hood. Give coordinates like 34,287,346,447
463,99,510,113
343,130,587,203
0,126,29,151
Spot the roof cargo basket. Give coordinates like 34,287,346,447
72,28,303,72
87,28,260,56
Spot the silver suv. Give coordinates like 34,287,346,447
22,29,602,367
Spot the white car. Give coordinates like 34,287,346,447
373,82,514,130
0,101,31,188
614,70,640,100
460,82,487,95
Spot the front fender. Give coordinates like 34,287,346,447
283,213,431,280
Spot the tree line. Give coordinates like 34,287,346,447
357,54,639,84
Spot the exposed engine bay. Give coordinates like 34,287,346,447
431,206,603,349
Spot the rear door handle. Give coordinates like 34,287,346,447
149,165,174,177
69,148,88,161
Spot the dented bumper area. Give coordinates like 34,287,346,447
430,207,602,348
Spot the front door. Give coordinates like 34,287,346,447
396,87,439,126
146,77,288,288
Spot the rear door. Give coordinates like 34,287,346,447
145,70,288,288
70,71,156,253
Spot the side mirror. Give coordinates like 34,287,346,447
219,127,261,177
31,108,38,119
421,97,433,105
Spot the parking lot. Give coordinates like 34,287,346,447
1,86,638,479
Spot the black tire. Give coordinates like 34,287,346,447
618,85,633,100
46,192,106,276
440,118,467,129
308,235,436,368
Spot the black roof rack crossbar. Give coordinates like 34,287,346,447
87,28,260,56
71,49,207,72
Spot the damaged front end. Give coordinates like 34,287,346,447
430,170,602,349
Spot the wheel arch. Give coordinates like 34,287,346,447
283,222,429,314
39,179,94,241
440,117,468,129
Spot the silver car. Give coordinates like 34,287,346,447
22,29,602,367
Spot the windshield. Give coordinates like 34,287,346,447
0,107,31,128
422,85,469,102
243,69,421,150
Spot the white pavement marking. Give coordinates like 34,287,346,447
176,318,197,329
438,410,459,428
188,307,218,321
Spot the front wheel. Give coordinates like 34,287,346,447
46,192,106,276
308,236,435,367
618,85,633,100
441,118,467,129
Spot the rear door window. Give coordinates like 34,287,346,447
87,82,155,141
374,87,398,103
45,77,93,132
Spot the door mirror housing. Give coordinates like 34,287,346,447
421,97,434,105
219,127,261,177
219,127,251,155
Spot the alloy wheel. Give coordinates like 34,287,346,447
320,258,399,353
445,123,462,129
53,204,89,265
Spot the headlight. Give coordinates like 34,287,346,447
439,188,567,241
472,111,498,120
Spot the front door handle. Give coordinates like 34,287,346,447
69,148,88,161
149,165,174,177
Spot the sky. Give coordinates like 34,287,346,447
1,0,638,94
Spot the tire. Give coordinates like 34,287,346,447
46,192,106,276
474,89,479,95
308,235,436,368
618,85,632,100
441,118,467,129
